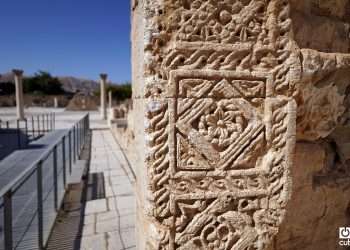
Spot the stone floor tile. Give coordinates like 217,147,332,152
120,214,135,231
106,232,124,250
116,196,136,211
120,228,136,249
85,199,108,215
96,210,119,222
96,219,119,234
80,233,107,250
84,214,96,225
111,185,134,197
81,223,95,237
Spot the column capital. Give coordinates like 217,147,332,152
12,69,24,77
100,73,108,81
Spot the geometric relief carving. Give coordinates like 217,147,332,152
172,70,268,172
165,70,295,249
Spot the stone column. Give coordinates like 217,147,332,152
54,97,58,108
108,90,112,109
132,1,350,250
13,69,24,120
100,74,108,120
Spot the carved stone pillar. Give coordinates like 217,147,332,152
13,69,24,120
132,0,350,249
100,74,108,120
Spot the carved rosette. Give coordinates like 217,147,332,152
144,0,298,249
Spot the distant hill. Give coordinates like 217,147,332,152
0,72,99,95
0,72,14,83
58,76,98,95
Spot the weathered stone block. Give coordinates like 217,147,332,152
131,0,350,249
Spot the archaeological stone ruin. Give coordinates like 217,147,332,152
126,0,350,249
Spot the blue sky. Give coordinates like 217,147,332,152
0,0,131,83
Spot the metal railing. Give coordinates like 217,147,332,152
0,114,89,250
0,113,56,149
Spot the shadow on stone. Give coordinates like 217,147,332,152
46,131,96,250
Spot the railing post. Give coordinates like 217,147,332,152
62,137,66,187
37,115,40,135
17,119,21,149
45,114,47,132
73,126,76,163
37,161,44,250
50,113,53,131
81,119,83,147
81,119,84,146
77,124,80,156
42,115,45,134
87,114,90,130
83,118,85,145
80,121,83,151
53,113,55,130
46,114,49,132
32,116,35,139
77,123,79,154
76,125,78,161
25,118,28,146
69,131,72,174
4,190,13,250
81,120,83,149
49,113,51,131
79,122,81,152
83,116,85,144
53,146,58,210
84,116,86,144
6,121,9,129
76,123,79,154
83,116,86,143
84,115,88,145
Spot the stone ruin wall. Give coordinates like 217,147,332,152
129,0,350,249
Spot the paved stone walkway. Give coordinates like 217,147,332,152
47,129,136,250
81,129,136,250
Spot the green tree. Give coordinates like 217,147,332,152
112,82,132,100
95,82,132,101
23,71,65,95
0,82,15,95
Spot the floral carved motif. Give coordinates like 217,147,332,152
198,101,247,151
